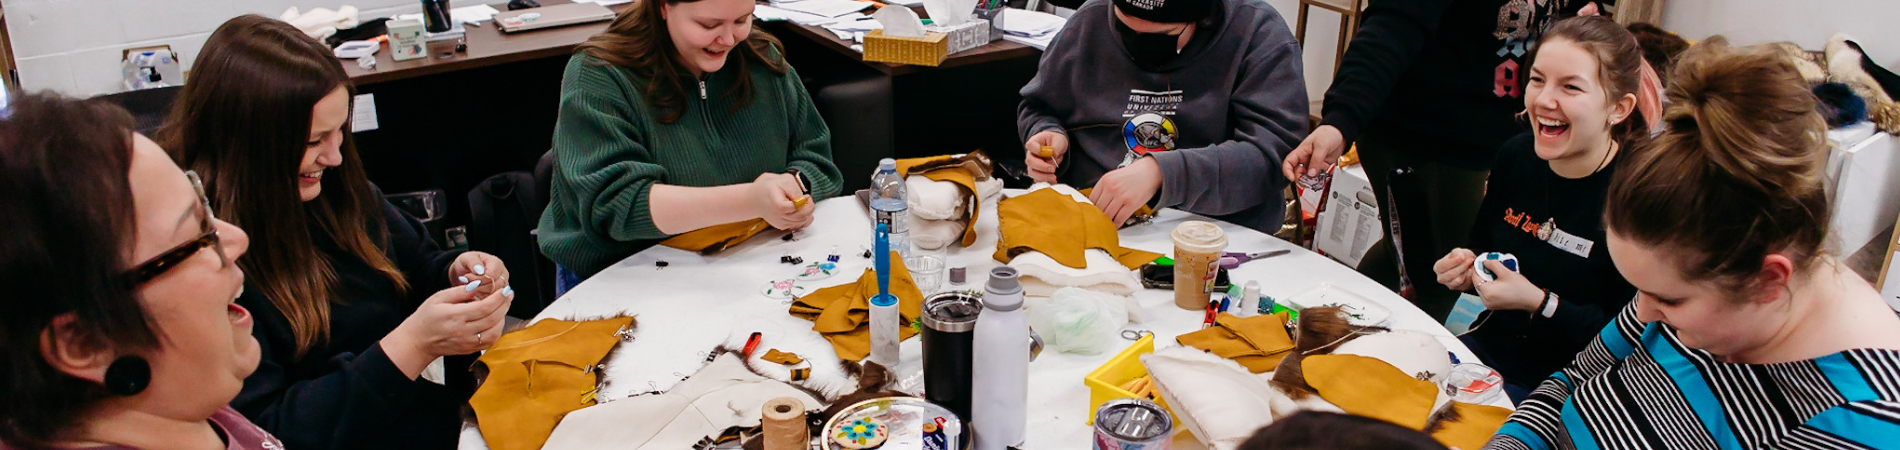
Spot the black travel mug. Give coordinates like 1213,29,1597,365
921,292,982,422
422,0,454,32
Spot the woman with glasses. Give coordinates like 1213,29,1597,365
0,93,282,449
157,15,512,450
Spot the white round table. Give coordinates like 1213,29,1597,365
499,192,1500,449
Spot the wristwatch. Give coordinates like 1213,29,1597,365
786,167,812,197
1538,290,1560,318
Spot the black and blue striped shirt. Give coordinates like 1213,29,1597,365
1487,303,1900,449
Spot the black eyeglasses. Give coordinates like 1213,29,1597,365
124,171,229,286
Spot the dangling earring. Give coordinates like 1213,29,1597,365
104,356,151,396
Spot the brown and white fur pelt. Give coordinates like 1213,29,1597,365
1260,307,1466,431
1827,34,1900,134
1268,306,1379,399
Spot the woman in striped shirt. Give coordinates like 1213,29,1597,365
1487,39,1900,450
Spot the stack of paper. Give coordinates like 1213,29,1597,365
999,8,1064,50
999,8,1063,36
776,0,876,18
755,4,862,25
393,4,501,25
825,18,884,32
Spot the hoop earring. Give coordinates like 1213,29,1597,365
104,356,151,396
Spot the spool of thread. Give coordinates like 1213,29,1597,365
762,397,809,450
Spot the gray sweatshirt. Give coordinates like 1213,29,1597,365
1018,0,1307,232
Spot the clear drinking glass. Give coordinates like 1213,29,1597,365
907,252,946,294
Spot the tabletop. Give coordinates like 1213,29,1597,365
473,190,1501,449
762,8,1042,77
343,1,630,85
343,1,1040,84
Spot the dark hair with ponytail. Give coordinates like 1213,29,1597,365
1604,39,1831,292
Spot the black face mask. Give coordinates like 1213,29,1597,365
1116,19,1185,69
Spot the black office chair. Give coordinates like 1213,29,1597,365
466,150,557,318
809,70,894,194
91,86,184,135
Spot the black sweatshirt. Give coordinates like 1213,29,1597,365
1319,0,1602,169
1462,133,1634,387
230,195,464,450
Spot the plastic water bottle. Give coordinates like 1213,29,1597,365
971,267,1027,450
870,159,912,260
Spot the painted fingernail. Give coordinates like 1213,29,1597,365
459,276,470,284
504,286,515,298
465,280,482,292
474,264,486,276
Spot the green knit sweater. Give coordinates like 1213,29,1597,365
539,52,842,278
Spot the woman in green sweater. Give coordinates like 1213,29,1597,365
540,0,842,289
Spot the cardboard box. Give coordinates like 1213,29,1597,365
1312,164,1380,269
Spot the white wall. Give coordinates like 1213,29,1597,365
1661,0,1897,70
1263,0,1341,104
3,0,420,97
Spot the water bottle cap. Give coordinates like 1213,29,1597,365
878,158,897,171
983,267,1023,310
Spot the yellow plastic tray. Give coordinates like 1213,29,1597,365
1083,334,1179,427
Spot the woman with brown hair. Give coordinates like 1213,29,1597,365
1427,16,1643,402
538,0,841,288
0,93,279,449
1487,40,1900,449
159,15,513,450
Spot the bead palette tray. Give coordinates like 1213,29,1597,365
820,397,965,449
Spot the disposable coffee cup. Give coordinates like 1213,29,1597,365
1171,221,1227,310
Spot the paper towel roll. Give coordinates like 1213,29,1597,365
762,397,810,450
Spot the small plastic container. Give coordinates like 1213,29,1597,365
1447,363,1507,405
1082,335,1179,428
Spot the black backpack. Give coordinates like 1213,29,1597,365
466,163,556,319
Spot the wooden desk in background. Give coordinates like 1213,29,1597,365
343,1,629,84
760,4,1042,185
343,0,1041,232
341,1,1035,83
768,5,1039,76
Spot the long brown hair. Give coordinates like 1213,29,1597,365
574,0,789,123
158,15,406,358
0,93,150,448
1604,39,1831,292
1526,16,1650,143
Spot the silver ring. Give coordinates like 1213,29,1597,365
476,332,484,341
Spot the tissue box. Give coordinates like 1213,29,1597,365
931,20,991,55
863,20,990,66
863,29,950,66
388,19,428,61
